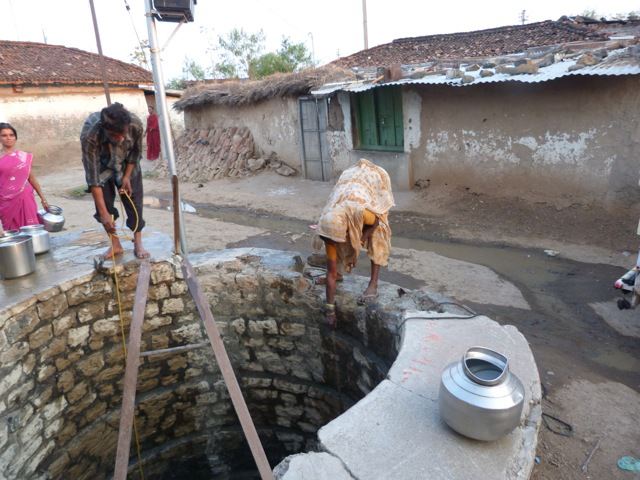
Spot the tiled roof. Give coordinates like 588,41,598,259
333,20,608,68
0,40,152,86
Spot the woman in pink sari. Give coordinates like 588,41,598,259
0,123,48,231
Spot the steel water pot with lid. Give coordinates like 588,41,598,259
38,205,65,232
439,346,525,441
20,224,50,254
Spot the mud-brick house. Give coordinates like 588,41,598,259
0,40,182,169
176,18,640,208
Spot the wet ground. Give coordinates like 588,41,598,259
184,201,640,389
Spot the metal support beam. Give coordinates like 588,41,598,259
144,0,188,255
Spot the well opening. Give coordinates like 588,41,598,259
0,249,405,479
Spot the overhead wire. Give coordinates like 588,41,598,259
123,0,151,70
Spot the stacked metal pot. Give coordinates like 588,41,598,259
0,205,64,279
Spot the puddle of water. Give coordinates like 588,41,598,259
393,236,564,291
150,197,197,213
590,349,640,373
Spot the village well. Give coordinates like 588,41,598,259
0,243,408,479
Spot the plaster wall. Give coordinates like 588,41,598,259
184,98,301,170
0,86,183,173
411,75,640,205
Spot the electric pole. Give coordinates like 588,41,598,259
519,10,527,25
88,0,111,105
362,0,369,49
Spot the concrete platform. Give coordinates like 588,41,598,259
277,311,541,480
0,229,172,311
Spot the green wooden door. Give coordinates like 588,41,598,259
358,90,378,148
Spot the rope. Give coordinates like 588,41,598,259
112,190,139,242
108,190,144,478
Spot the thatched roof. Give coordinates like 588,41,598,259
174,66,354,110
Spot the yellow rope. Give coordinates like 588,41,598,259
108,189,145,479
111,190,139,241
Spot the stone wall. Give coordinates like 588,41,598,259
160,127,257,181
0,249,411,479
183,97,301,172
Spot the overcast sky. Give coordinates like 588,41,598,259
5,0,639,80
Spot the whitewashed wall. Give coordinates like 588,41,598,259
409,75,640,205
0,85,184,173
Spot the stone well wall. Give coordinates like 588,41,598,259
0,249,411,479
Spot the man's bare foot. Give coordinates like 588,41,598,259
315,273,343,286
132,232,150,259
101,245,124,260
134,245,150,259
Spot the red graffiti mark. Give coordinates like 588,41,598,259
413,357,431,366
426,332,441,342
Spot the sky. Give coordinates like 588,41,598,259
5,0,639,81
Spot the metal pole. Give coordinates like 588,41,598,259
144,0,188,254
88,0,111,105
362,0,369,49
308,32,315,65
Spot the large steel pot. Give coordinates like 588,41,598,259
439,346,525,441
20,224,50,254
38,205,65,232
0,234,36,279
1,229,20,238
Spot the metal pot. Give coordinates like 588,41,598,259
20,224,50,254
1,229,20,238
0,234,36,279
38,205,65,232
439,346,525,441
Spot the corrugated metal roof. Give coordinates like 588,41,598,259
312,46,640,95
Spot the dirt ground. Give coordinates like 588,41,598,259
36,160,640,479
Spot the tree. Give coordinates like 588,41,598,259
212,28,266,79
182,57,206,81
209,29,314,79
129,43,150,69
250,38,314,79
579,9,598,19
166,78,186,90
165,57,206,90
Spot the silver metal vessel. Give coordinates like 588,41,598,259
1,229,20,238
439,346,525,441
38,205,65,232
20,224,50,254
0,234,36,279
